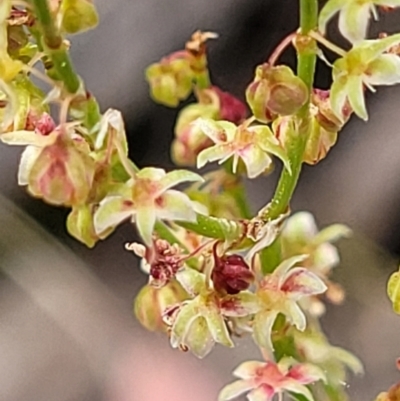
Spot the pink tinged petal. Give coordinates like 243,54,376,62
318,0,347,35
274,255,309,284
347,75,368,120
287,363,326,385
283,382,315,401
202,304,233,347
93,196,134,235
233,361,266,379
240,146,272,179
184,316,215,358
364,54,400,86
252,310,278,351
282,300,306,331
155,190,197,222
220,292,261,317
18,145,42,185
175,268,206,296
135,206,157,245
281,268,327,298
197,144,234,169
338,2,371,43
247,385,275,401
218,380,254,401
158,169,204,193
170,301,200,348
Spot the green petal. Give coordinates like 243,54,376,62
284,382,314,401
155,190,197,222
137,166,166,181
332,346,364,375
313,223,352,244
252,310,277,351
197,144,233,168
158,169,204,193
184,316,214,358
318,0,347,34
330,75,348,121
0,130,55,146
170,301,200,348
175,268,206,296
358,33,400,64
282,300,306,331
282,211,318,245
195,118,237,142
338,2,371,43
218,380,253,401
202,303,233,347
252,126,291,174
365,54,400,86
94,196,134,235
18,145,41,185
347,75,368,120
240,146,272,179
374,0,400,5
135,206,157,245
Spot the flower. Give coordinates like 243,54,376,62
387,266,400,314
330,34,400,121
280,212,350,313
219,357,325,401
1,126,95,206
172,87,247,166
319,0,400,44
246,64,308,123
93,167,203,245
60,0,99,35
253,255,327,351
165,267,260,358
294,329,363,386
145,52,194,107
196,119,291,179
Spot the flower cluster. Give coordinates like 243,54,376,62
5,2,397,401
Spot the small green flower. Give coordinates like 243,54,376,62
388,267,400,314
319,0,400,43
330,34,400,121
253,255,327,352
60,0,99,35
145,53,193,107
196,119,291,179
165,267,259,358
219,357,325,401
93,168,203,245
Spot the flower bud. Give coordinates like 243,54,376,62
212,247,254,295
211,86,247,124
61,0,99,34
246,64,308,123
66,204,99,248
134,280,188,332
145,54,193,107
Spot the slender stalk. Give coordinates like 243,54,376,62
30,0,80,93
261,0,318,221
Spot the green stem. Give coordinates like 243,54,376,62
261,0,318,221
30,0,80,93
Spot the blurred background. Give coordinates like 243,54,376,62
1,0,400,400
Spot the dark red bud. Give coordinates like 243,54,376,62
212,251,254,295
212,86,247,124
